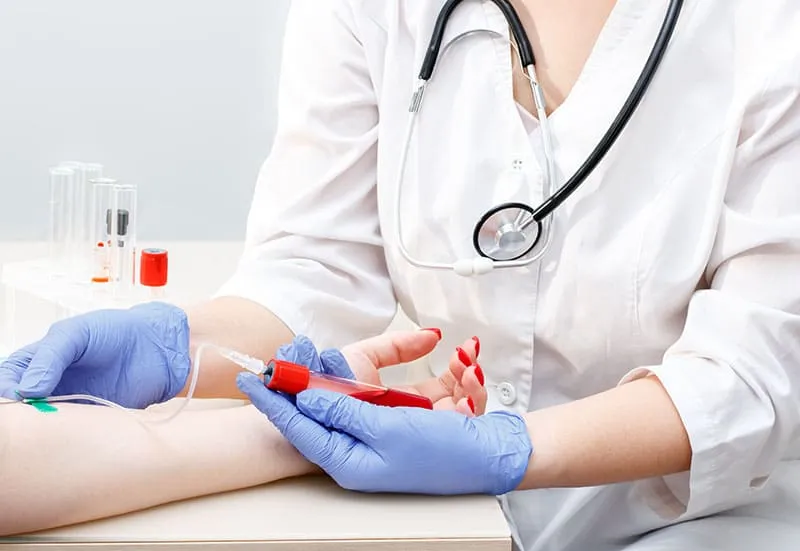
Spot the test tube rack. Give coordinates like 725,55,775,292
1,162,170,350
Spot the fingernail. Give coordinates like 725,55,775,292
421,327,442,340
474,364,485,386
457,347,471,366
467,396,476,414
472,336,480,356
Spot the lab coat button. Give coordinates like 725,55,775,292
497,382,517,406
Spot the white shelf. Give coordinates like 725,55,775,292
1,257,169,351
2,258,143,314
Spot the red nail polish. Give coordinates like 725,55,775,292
421,327,442,340
467,396,476,414
474,364,485,386
472,336,480,356
457,347,471,366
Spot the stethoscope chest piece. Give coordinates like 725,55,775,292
473,202,542,261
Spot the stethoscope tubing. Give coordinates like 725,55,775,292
395,0,684,272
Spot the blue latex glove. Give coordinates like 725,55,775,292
0,302,191,409
237,336,533,496
274,335,356,381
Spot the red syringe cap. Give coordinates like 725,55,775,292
265,359,311,395
140,248,168,287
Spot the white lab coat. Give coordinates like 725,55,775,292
218,1,800,549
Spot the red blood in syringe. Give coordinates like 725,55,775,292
263,359,433,409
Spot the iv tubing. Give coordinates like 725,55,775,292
0,342,213,424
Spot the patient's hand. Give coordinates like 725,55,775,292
340,330,486,416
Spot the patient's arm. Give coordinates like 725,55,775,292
0,401,315,536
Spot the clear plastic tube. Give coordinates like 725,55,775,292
48,167,75,274
79,164,104,277
89,178,118,283
58,162,104,278
109,184,138,293
0,341,436,420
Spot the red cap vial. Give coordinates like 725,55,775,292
265,359,311,394
140,248,168,287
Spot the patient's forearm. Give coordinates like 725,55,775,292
0,401,314,536
181,296,295,399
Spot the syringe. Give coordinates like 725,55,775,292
219,348,433,409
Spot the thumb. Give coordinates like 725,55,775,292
16,328,84,398
343,329,442,371
295,389,381,445
319,348,356,379
276,335,324,373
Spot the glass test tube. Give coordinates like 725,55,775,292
48,167,75,274
90,178,117,283
59,162,104,279
109,184,138,294
80,164,104,275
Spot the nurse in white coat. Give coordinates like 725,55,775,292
2,0,799,549
227,1,800,550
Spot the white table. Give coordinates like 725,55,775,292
0,241,511,550
0,476,511,550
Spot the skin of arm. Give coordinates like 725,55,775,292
0,401,315,536
518,376,692,490
178,296,295,400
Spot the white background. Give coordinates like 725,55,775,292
0,0,292,241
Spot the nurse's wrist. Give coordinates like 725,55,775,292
515,409,565,491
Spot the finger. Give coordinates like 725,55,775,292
446,338,480,404
236,373,353,466
276,335,324,373
16,328,84,398
455,396,476,417
343,329,442,371
457,336,479,369
462,365,487,415
410,337,481,404
295,389,381,446
413,371,458,404
319,348,355,380
0,347,36,399
471,336,481,359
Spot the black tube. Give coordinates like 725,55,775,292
419,0,535,81
532,0,684,221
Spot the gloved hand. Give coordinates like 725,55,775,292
274,334,356,381
0,302,191,409
237,337,532,496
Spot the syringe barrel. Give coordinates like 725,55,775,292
264,360,433,409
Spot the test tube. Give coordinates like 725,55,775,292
89,178,117,283
48,167,75,274
80,163,104,250
59,162,104,279
109,184,138,293
243,357,433,409
58,162,84,277
267,360,433,408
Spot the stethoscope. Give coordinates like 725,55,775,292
395,0,684,276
